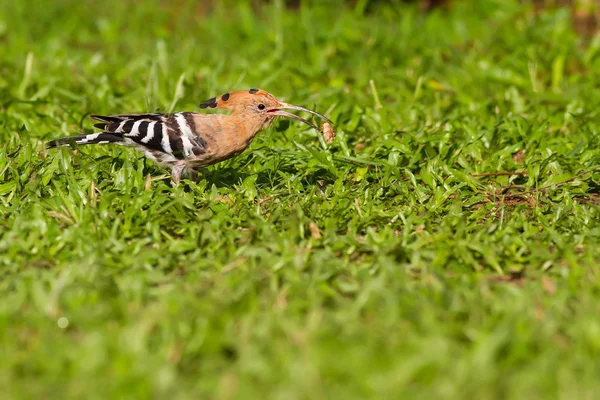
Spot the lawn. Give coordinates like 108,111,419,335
1,0,600,398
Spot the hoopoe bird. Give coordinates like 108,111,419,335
46,89,332,184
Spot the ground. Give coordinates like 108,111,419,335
1,0,600,398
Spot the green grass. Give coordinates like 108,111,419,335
2,0,600,398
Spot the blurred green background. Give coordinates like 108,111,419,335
1,0,600,399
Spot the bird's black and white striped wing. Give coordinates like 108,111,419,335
92,113,207,161
47,112,208,165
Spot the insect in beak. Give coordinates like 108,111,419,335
267,102,332,132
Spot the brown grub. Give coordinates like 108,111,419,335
322,122,336,144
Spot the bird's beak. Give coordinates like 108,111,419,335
267,102,332,132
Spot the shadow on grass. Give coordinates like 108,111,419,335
197,165,337,190
199,167,248,188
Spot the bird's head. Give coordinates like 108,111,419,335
199,88,331,132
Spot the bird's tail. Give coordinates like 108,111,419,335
46,132,123,149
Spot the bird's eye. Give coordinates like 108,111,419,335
258,104,266,110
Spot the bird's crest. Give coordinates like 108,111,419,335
199,88,278,111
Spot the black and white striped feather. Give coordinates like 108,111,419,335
46,112,208,167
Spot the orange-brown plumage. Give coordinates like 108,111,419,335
46,88,332,184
